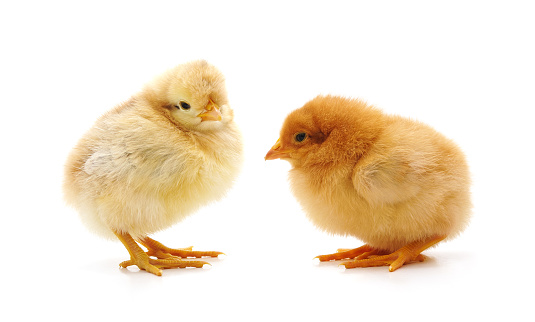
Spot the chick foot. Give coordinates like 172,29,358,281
139,236,224,259
317,235,446,272
342,235,445,272
114,231,210,276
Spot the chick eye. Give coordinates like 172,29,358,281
294,132,307,142
175,101,191,110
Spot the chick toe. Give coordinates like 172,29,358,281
149,258,209,269
139,237,223,259
118,259,162,276
316,244,375,261
119,255,208,273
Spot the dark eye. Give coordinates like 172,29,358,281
176,101,191,110
294,132,307,142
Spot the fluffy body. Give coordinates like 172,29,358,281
64,61,242,240
271,95,471,252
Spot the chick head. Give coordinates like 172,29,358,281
264,104,324,167
265,95,385,167
148,60,233,132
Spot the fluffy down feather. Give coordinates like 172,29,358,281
64,60,243,241
266,95,471,270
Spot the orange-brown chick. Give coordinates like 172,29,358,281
265,95,471,271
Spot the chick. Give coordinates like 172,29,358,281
265,95,471,272
64,60,242,276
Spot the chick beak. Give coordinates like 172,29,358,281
265,138,291,160
198,98,222,122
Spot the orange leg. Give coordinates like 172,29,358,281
113,231,210,276
316,235,446,272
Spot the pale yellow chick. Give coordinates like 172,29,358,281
265,95,471,272
64,60,243,276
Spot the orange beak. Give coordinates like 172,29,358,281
198,98,222,122
265,138,292,160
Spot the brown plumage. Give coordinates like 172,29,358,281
64,60,243,275
265,95,471,271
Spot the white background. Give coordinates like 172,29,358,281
1,1,534,321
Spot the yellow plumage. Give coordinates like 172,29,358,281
64,60,242,275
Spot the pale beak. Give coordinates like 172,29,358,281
198,98,222,122
265,138,291,160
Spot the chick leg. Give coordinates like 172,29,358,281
114,231,208,276
114,231,163,276
341,235,446,272
139,236,223,259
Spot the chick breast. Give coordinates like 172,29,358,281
64,99,243,240
288,115,471,252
